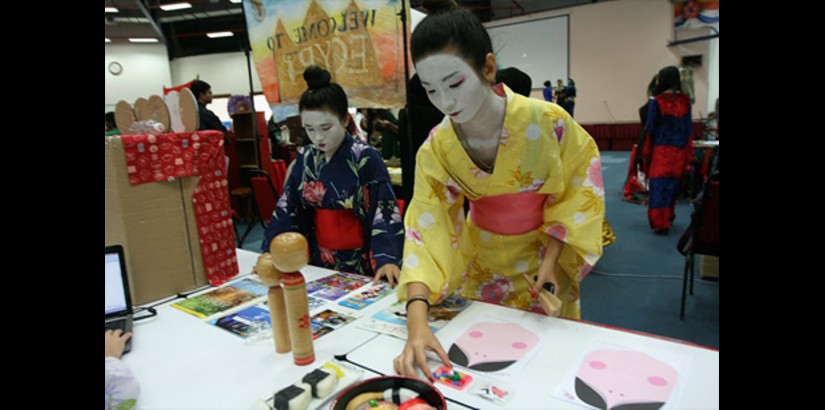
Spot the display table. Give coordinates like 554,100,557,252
345,302,719,409
121,249,390,410
122,249,718,409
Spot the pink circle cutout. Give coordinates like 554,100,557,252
588,360,607,370
648,376,667,386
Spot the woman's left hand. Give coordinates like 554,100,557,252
374,263,401,288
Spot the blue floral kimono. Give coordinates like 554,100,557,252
263,134,404,276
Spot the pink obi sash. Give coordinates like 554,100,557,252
314,209,364,250
469,193,547,235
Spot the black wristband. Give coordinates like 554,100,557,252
405,295,431,311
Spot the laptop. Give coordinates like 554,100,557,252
105,245,133,353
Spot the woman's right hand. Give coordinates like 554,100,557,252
393,321,451,382
105,329,133,359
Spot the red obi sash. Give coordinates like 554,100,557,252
313,208,364,250
469,192,547,235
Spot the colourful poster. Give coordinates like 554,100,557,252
243,0,407,108
673,0,719,30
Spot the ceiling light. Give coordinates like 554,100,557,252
105,7,119,13
160,2,193,11
105,38,112,43
129,38,159,43
207,31,234,38
229,0,242,3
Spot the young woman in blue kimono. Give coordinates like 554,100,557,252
261,66,403,285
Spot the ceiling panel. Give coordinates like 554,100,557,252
105,0,610,58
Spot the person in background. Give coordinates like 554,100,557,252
638,75,658,127
542,80,554,102
494,67,532,97
105,112,119,136
260,65,403,285
105,329,139,410
374,109,401,162
394,0,603,381
680,67,695,105
352,109,369,143
190,80,230,148
554,78,566,105
639,66,693,235
563,78,577,117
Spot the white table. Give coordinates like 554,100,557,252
124,249,718,409
345,302,719,409
123,249,390,410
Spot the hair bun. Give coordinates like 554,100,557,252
422,0,458,13
303,65,331,89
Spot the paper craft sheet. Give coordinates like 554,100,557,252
552,340,692,410
305,272,372,299
210,303,270,338
307,296,326,312
171,277,268,319
310,309,356,339
439,315,547,384
337,282,393,309
356,295,471,340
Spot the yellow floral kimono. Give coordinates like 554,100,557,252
396,85,604,319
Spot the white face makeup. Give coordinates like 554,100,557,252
415,53,489,124
301,110,347,159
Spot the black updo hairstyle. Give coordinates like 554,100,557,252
411,0,493,77
654,66,682,96
299,65,349,121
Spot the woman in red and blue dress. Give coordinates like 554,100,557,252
641,66,693,234
262,66,403,284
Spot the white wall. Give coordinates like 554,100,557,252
170,52,264,96
105,44,172,112
488,0,714,123
210,95,273,125
486,15,569,89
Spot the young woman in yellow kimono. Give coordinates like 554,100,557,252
393,0,605,380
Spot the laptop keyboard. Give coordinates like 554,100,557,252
105,320,128,332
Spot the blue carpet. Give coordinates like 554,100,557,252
583,151,718,349
237,150,719,349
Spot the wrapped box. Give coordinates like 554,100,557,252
105,133,235,304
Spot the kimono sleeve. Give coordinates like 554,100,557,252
642,99,660,161
262,151,305,252
538,110,604,281
360,148,404,270
395,140,467,304
105,357,140,409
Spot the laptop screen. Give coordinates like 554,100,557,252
105,246,132,317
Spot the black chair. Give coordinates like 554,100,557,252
677,147,719,320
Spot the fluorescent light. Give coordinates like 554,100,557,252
129,38,159,43
160,2,192,11
105,38,112,43
105,7,119,13
229,0,242,3
207,31,234,38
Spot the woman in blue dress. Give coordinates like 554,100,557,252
262,66,403,285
